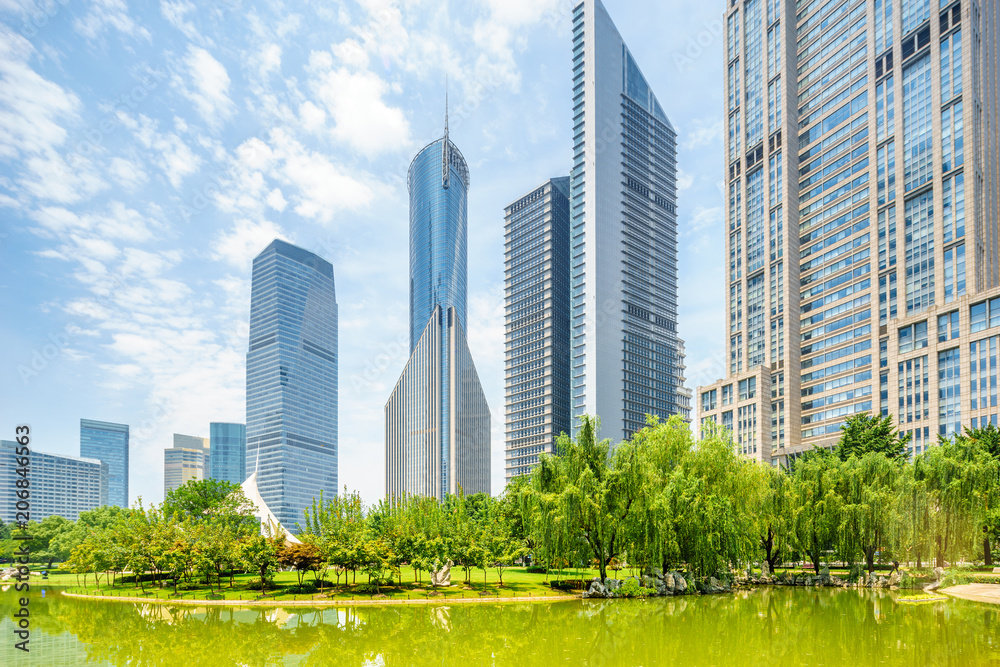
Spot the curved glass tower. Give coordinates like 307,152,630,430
246,239,338,531
386,111,490,500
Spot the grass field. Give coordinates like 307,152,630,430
32,565,606,603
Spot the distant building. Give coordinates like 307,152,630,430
504,178,572,483
385,106,491,500
0,441,107,522
210,422,246,485
79,418,129,507
570,0,689,443
246,239,338,531
164,433,209,495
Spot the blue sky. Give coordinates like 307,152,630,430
0,0,728,507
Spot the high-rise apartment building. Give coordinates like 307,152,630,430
570,0,690,444
164,433,209,494
210,422,247,485
0,441,107,522
503,178,572,483
385,111,491,500
246,239,338,531
79,418,129,507
698,0,999,463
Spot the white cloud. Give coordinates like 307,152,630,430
21,153,107,204
74,0,151,41
309,64,411,156
682,117,724,150
0,27,79,159
266,188,287,212
483,0,563,26
160,0,202,42
108,157,149,190
179,46,234,127
212,218,289,269
258,43,282,77
298,101,326,133
118,113,202,188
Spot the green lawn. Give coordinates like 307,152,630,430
37,566,609,603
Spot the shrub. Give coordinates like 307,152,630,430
615,578,655,598
525,566,547,574
246,578,276,591
286,581,318,594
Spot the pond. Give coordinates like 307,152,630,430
1,585,997,665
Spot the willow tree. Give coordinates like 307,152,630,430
838,452,904,574
789,451,843,575
916,435,990,568
955,424,1000,565
530,416,642,583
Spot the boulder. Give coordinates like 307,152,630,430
672,572,688,594
888,571,901,588
933,567,945,582
705,577,726,594
584,578,608,599
820,566,830,578
642,575,659,590
761,562,771,577
643,566,663,578
606,578,622,593
663,573,676,592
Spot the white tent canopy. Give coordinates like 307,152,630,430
240,472,301,544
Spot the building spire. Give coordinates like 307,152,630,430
442,78,450,189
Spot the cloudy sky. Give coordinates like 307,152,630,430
0,0,727,507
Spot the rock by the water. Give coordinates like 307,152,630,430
430,560,452,587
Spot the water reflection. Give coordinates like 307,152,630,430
1,587,997,666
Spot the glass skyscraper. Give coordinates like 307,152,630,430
0,441,107,522
570,0,690,444
504,178,572,482
697,0,999,463
246,239,338,530
210,422,246,485
385,110,491,500
79,418,128,507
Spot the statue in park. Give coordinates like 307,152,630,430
430,560,453,587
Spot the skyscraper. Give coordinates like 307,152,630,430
164,433,209,494
570,0,689,444
385,109,491,500
697,0,999,463
210,422,247,485
246,239,338,530
1,441,107,522
504,178,572,483
79,419,129,508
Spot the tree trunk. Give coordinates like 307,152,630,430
986,537,993,567
917,554,922,570
864,546,876,575
936,535,945,569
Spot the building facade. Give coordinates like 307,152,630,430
246,239,338,530
698,0,999,463
0,441,107,522
79,418,129,507
503,178,572,483
570,0,690,444
385,113,491,500
164,433,209,494
210,422,247,485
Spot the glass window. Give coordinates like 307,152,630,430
939,311,960,342
899,325,913,353
944,244,966,303
739,377,757,401
702,389,718,412
991,298,1000,329
971,301,987,332
902,53,933,192
722,384,733,406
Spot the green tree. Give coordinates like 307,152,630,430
838,452,904,575
239,534,280,595
836,413,911,461
279,542,324,586
788,451,843,575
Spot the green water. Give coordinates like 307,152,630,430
1,586,998,666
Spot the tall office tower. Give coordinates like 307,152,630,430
79,418,129,507
570,0,689,444
385,109,491,500
164,433,210,494
0,441,107,522
210,422,247,485
503,178,572,483
697,0,999,463
246,239,338,531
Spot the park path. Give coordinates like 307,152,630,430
940,584,1000,605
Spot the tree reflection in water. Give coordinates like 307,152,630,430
2,587,998,666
